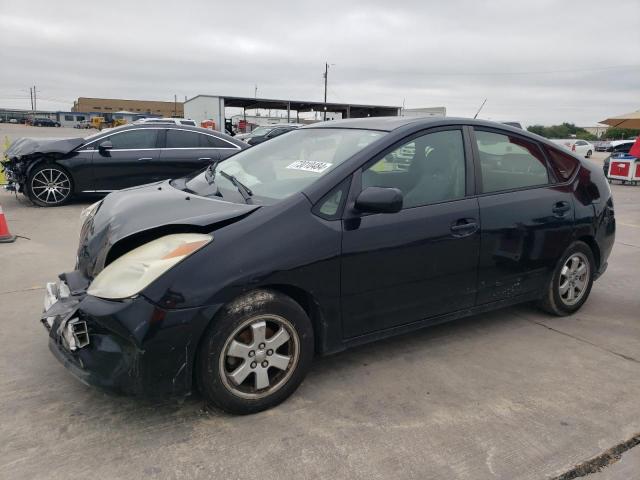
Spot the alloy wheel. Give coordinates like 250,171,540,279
559,252,590,306
30,168,71,205
219,314,299,399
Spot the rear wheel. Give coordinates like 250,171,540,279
27,164,73,207
197,290,314,414
538,241,594,316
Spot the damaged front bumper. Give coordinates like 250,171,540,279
1,161,22,192
42,271,221,397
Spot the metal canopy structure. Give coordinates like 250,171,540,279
188,94,401,120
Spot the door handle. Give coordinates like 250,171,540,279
450,219,478,237
138,157,153,162
552,201,571,217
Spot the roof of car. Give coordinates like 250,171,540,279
303,116,527,133
94,123,247,147
111,123,213,133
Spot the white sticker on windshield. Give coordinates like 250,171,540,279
286,160,333,173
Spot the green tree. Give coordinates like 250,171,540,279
527,123,596,140
603,128,640,140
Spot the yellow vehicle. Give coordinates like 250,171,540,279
91,117,106,129
91,117,127,130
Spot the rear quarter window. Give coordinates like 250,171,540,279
544,146,580,181
202,134,235,148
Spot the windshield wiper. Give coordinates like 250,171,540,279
205,159,220,184
219,170,253,203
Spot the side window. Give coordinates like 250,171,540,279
165,130,202,148
362,129,466,209
475,130,549,193
201,134,235,148
544,146,579,181
64,115,73,121
615,143,632,153
313,178,351,220
108,129,158,149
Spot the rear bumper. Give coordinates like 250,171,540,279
43,274,221,397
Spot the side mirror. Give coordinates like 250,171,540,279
354,187,403,214
98,140,113,150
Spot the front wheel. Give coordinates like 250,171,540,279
197,290,314,414
538,241,595,316
27,164,73,207
586,150,592,158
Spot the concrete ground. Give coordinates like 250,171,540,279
1,124,639,479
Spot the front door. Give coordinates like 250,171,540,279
471,127,576,304
92,128,161,190
340,128,480,338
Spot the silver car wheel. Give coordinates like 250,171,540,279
219,314,299,400
31,168,71,205
558,252,590,306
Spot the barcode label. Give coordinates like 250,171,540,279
286,160,333,173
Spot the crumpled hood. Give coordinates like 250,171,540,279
5,137,85,159
76,180,260,278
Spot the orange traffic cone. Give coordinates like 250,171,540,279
0,205,16,243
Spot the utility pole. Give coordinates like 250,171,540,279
323,62,328,121
33,85,37,114
174,94,177,117
29,87,34,112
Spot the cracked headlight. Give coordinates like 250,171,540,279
79,200,102,225
87,233,212,300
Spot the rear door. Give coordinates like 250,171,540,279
158,128,242,178
340,127,480,338
472,127,576,304
91,128,161,190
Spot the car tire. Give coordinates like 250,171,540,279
27,164,73,207
586,150,592,158
196,289,314,414
538,241,595,316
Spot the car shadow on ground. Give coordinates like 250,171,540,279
58,303,535,422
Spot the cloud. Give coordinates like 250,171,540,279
0,0,638,125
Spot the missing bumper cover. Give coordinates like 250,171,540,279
62,318,90,351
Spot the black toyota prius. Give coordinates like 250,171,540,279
41,117,615,414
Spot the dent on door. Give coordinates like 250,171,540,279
476,186,575,303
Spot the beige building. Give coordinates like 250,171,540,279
72,97,183,117
580,126,609,139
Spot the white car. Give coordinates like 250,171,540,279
134,117,197,127
551,139,594,158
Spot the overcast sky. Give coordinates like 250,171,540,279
1,0,638,126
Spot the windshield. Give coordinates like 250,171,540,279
183,128,385,204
